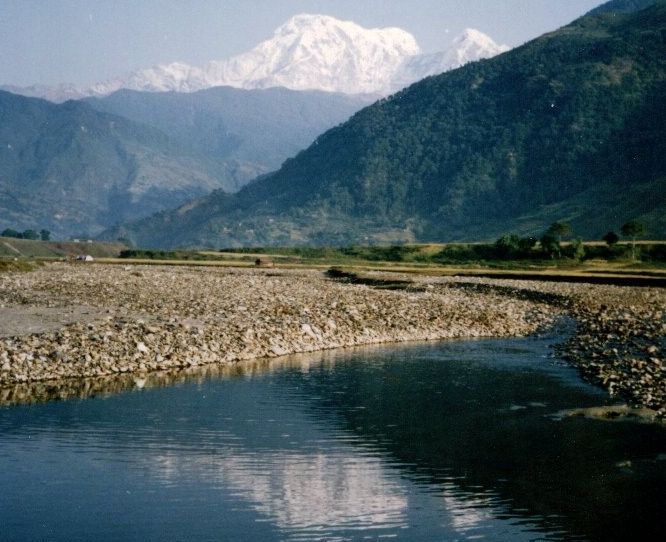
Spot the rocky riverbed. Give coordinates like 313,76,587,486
447,276,666,418
559,289,665,418
0,263,664,417
0,263,557,381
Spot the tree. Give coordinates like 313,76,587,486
621,220,646,260
495,234,538,259
495,234,521,257
602,231,619,247
540,233,561,259
540,222,572,259
1,228,22,239
546,222,573,242
40,229,51,241
571,238,585,261
21,229,39,240
518,237,537,252
621,220,646,239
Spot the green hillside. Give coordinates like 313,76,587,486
110,1,666,248
587,0,659,15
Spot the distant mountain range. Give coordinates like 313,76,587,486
106,0,666,247
0,88,370,238
84,87,372,188
2,14,508,101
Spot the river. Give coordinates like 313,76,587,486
1,332,664,541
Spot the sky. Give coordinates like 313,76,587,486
0,0,605,87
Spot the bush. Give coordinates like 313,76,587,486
119,249,180,260
602,231,619,246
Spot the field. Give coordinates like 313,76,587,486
113,242,666,286
0,237,127,259
3,236,666,286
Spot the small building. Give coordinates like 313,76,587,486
254,257,274,268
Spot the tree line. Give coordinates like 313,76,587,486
495,220,648,261
1,228,51,241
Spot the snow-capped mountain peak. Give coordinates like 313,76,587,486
87,62,206,96
274,13,419,51
390,28,509,92
451,27,510,60
3,14,510,100
203,13,422,94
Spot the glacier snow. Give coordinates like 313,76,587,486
5,14,510,101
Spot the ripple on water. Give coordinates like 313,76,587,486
0,337,664,542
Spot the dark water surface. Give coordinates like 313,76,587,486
1,334,665,541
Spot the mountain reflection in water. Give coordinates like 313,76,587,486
1,336,664,542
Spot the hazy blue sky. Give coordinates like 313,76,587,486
1,0,604,87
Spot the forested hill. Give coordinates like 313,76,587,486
587,0,660,16
111,1,666,248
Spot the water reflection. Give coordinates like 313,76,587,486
1,337,665,542
0,358,283,406
289,340,666,541
145,449,409,536
0,346,383,407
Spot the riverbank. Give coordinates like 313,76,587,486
1,263,664,417
0,263,558,380
446,276,665,417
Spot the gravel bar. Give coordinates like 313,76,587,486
1,263,664,417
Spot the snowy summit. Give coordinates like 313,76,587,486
203,14,421,94
6,14,510,100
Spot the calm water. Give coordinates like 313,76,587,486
1,334,665,542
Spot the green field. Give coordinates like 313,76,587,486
0,237,127,260
3,236,666,286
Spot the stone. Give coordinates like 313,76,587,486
270,345,289,356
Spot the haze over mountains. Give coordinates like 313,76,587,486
3,14,508,102
0,87,370,238
84,87,372,189
0,90,227,238
108,0,666,248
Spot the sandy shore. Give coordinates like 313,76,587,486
0,263,664,416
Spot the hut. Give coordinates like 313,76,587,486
254,257,274,268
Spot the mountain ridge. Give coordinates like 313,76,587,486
2,14,508,101
106,1,666,248
587,0,659,15
0,90,229,238
84,86,373,187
